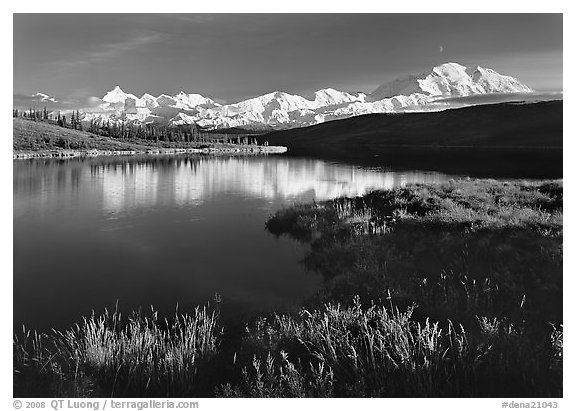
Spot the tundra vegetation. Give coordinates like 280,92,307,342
14,178,562,397
13,111,263,153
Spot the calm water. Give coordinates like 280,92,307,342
14,155,452,331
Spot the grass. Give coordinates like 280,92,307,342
14,306,220,397
267,179,562,235
14,179,563,397
219,299,561,397
265,181,562,316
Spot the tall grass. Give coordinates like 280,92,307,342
266,180,562,319
220,298,561,397
14,306,220,397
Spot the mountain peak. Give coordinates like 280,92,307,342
102,86,138,104
371,62,533,100
434,62,466,70
171,91,215,108
432,62,468,78
108,85,126,95
313,88,364,107
315,88,346,97
316,87,337,93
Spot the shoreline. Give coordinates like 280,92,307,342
13,145,288,160
13,117,287,160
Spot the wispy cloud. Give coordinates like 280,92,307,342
48,32,167,70
14,93,61,110
177,14,216,24
32,92,58,103
13,92,103,111
396,92,563,113
430,92,563,106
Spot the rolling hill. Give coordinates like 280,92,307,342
262,100,563,178
263,100,562,150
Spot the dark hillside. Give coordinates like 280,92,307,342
264,100,562,149
263,100,563,178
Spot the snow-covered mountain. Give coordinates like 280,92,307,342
102,85,138,104
369,62,532,101
80,63,534,130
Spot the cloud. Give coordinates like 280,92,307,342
48,32,167,70
13,93,60,110
396,92,563,113
13,93,104,111
177,14,215,24
32,92,58,103
429,92,563,106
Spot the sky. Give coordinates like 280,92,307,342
13,13,563,108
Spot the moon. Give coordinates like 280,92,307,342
439,45,444,53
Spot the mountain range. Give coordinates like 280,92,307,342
54,62,536,130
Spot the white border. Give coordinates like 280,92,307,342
4,3,572,410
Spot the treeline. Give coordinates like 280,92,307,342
13,108,83,130
13,107,51,122
13,107,267,146
86,119,262,145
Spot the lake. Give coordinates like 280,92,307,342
14,154,453,331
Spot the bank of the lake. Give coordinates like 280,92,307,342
14,179,562,398
13,118,286,159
